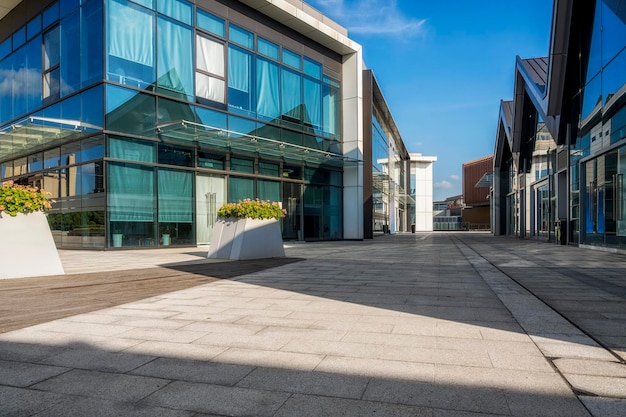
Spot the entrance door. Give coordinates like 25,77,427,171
196,174,225,245
282,182,302,240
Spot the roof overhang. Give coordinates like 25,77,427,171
237,0,360,55
546,0,573,117
0,0,21,21
157,120,357,167
0,116,102,162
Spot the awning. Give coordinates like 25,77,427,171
0,116,102,161
157,120,358,167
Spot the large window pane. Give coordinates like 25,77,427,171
107,0,155,88
281,68,301,122
196,35,224,76
109,137,155,162
258,179,280,201
323,83,340,138
304,78,322,130
197,73,225,103
25,37,43,114
106,84,156,136
228,46,254,114
157,16,193,100
81,0,103,87
256,58,280,119
158,169,192,222
61,9,80,95
108,162,155,221
282,49,301,70
228,176,254,202
601,2,626,67
304,58,321,79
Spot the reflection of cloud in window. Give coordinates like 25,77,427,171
0,68,41,96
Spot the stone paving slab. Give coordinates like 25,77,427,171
1,233,625,416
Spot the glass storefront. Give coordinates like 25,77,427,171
571,0,626,249
0,0,345,248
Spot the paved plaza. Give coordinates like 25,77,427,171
1,232,625,416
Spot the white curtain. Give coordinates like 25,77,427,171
196,73,225,103
196,35,224,76
108,0,153,66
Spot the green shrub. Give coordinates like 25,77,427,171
0,180,53,217
217,198,286,220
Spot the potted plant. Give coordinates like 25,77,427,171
161,226,171,246
208,199,286,260
0,180,64,278
111,226,123,247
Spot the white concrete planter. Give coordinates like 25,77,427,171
0,211,65,279
207,218,285,260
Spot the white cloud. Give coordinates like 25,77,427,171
309,0,427,38
434,180,453,189
448,175,460,181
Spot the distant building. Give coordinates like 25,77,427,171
433,194,463,231
493,0,625,252
462,156,492,230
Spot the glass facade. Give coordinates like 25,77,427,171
0,0,344,248
573,0,626,249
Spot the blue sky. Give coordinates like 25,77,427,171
306,0,553,200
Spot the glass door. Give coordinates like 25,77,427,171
282,182,302,240
196,174,225,245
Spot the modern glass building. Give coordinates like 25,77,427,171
493,0,626,251
0,0,431,249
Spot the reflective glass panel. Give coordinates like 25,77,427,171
281,68,301,122
43,2,60,29
108,162,155,221
229,24,253,49
256,58,280,120
27,15,41,40
258,179,280,201
304,58,322,79
228,176,254,202
13,27,26,49
28,153,43,172
109,137,156,162
601,1,626,67
257,37,279,60
81,0,103,87
107,0,155,88
282,49,301,70
158,143,193,166
106,84,156,136
157,0,191,25
230,157,254,173
158,169,192,222
157,16,193,99
228,46,254,114
44,148,61,169
197,9,224,37
61,10,80,96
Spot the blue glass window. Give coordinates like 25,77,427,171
108,162,155,221
61,10,80,96
197,9,224,37
195,106,227,129
0,38,10,60
256,58,280,119
304,78,322,130
60,0,80,16
12,27,26,49
43,26,61,100
81,0,103,87
586,1,602,84
157,16,193,100
228,46,254,114
27,16,42,40
281,68,301,122
81,85,104,129
130,0,153,8
282,49,301,70
230,157,254,173
107,0,155,89
43,2,60,29
109,137,155,162
158,169,193,222
304,58,322,79
228,176,254,202
229,24,254,49
601,2,626,68
323,83,340,138
157,0,191,25
25,38,43,114
106,84,156,136
258,37,279,60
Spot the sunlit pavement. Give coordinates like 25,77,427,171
1,232,625,416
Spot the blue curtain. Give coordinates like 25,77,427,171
304,78,321,129
108,0,153,67
157,0,191,25
158,16,193,99
158,170,192,222
256,59,280,119
108,163,155,221
229,177,254,202
281,68,301,120
228,46,250,93
258,180,280,202
109,137,155,163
